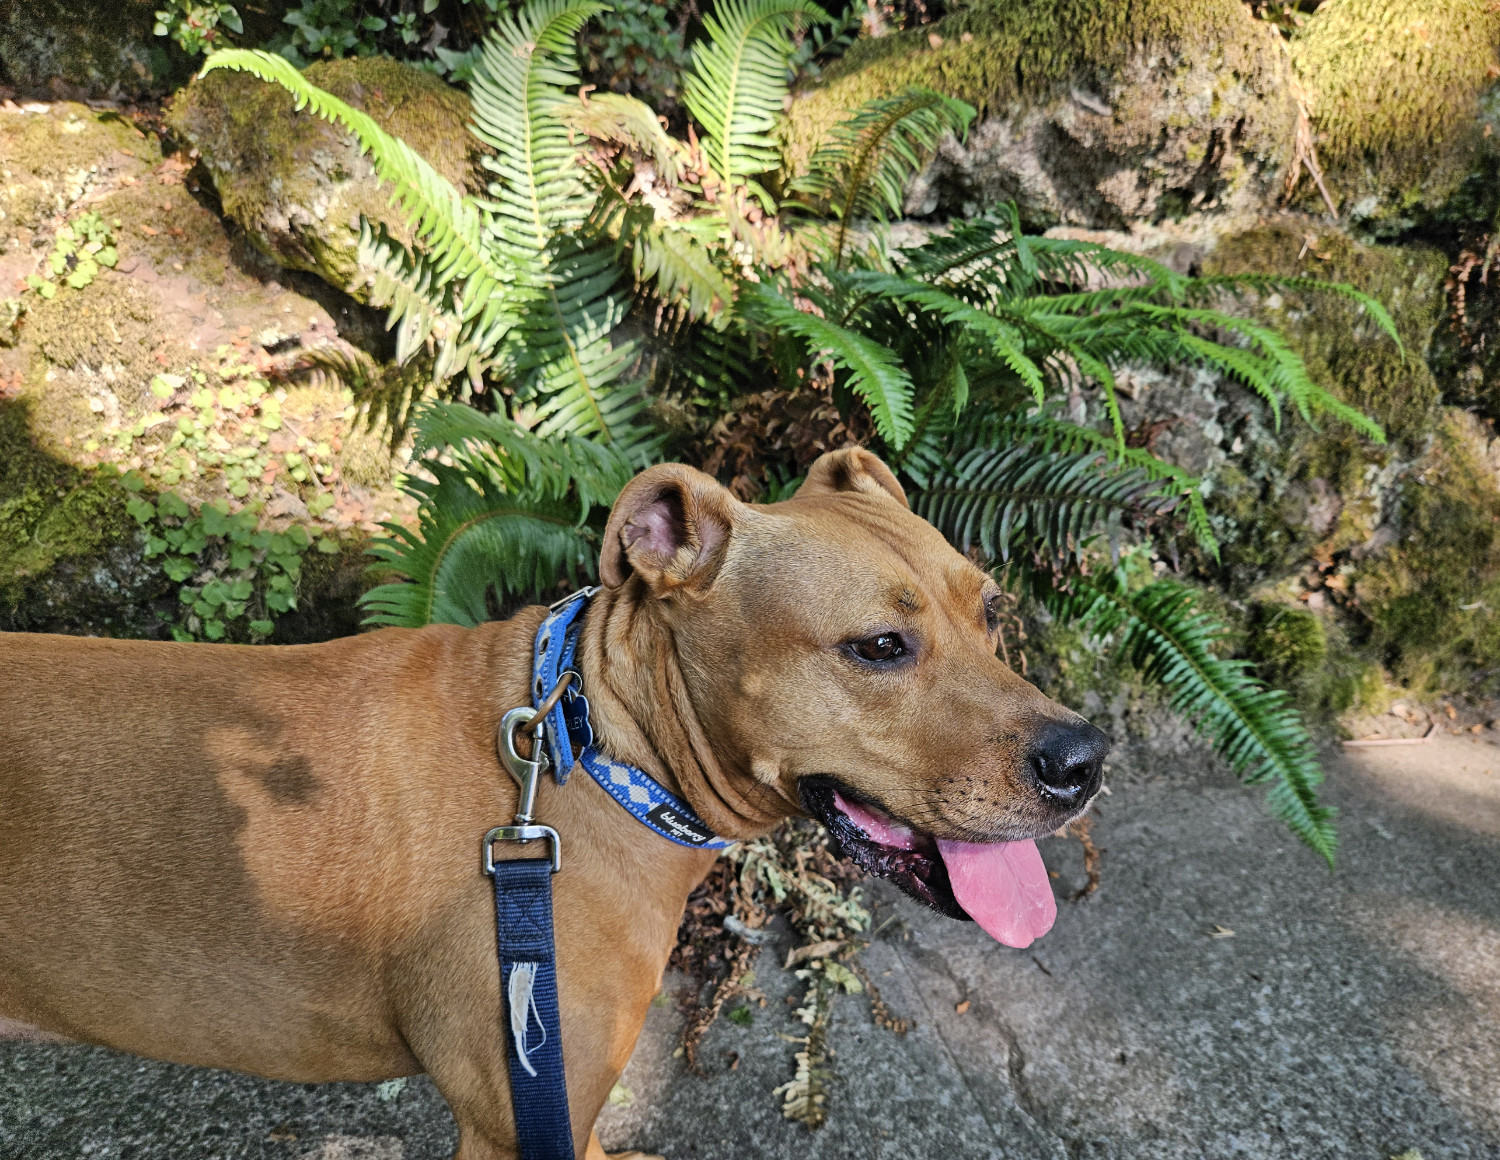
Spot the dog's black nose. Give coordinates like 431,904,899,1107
1029,720,1110,805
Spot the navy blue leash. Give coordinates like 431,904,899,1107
484,589,732,1160
488,858,573,1160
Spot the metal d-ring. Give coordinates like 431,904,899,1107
530,671,575,732
483,824,562,874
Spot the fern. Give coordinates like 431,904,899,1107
636,221,739,321
794,87,974,267
744,282,916,447
914,444,1181,570
360,463,599,627
559,92,685,185
683,0,829,208
989,411,1218,559
359,403,633,627
1042,569,1337,865
468,0,603,252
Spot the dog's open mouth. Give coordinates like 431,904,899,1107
800,777,1056,949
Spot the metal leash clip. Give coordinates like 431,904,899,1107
483,706,562,875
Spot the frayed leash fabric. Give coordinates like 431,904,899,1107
507,962,543,1077
491,857,574,1160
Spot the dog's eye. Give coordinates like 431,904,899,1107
850,633,905,662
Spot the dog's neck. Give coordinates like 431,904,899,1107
575,584,795,840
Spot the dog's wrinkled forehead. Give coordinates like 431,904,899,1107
732,491,991,630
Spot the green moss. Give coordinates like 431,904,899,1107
24,276,159,380
783,0,1289,174
0,398,149,625
1290,0,1500,212
0,103,159,244
0,0,190,100
299,57,477,190
1247,603,1327,684
16,276,163,455
94,176,234,287
1353,410,1500,689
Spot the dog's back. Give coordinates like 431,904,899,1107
0,630,481,1079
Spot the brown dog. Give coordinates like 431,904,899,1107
0,449,1107,1159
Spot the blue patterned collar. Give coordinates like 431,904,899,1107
530,589,731,850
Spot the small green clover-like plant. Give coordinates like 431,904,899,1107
121,472,338,642
25,212,118,299
96,352,342,513
154,0,243,56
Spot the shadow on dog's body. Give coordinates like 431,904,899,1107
0,451,1106,1159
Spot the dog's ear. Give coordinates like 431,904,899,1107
796,448,908,509
600,464,740,593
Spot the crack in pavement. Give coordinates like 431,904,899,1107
886,927,1073,1160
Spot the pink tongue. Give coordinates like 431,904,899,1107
935,837,1056,948
833,793,1057,949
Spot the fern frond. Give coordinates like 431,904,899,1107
468,0,605,253
200,49,507,301
1044,570,1336,864
502,242,658,457
412,400,635,516
358,400,634,627
914,444,1179,569
359,461,598,627
635,222,738,321
558,91,684,185
993,412,1218,559
794,87,974,267
683,0,829,205
845,270,1046,401
744,282,915,447
1190,273,1404,358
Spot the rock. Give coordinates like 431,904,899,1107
1290,0,1500,229
167,56,479,301
0,0,192,101
785,0,1298,231
1187,223,1500,696
0,101,413,639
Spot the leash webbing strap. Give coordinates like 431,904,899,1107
491,857,574,1160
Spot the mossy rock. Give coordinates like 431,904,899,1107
1247,602,1327,684
1352,409,1500,690
1121,223,1445,593
0,396,172,635
167,56,478,300
1206,222,1447,451
0,0,192,100
785,0,1296,229
1290,0,1500,226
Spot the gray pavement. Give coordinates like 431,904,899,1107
4,732,1498,1159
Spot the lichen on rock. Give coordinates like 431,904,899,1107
167,56,479,300
785,0,1297,230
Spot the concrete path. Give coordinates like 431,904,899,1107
4,733,1498,1160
